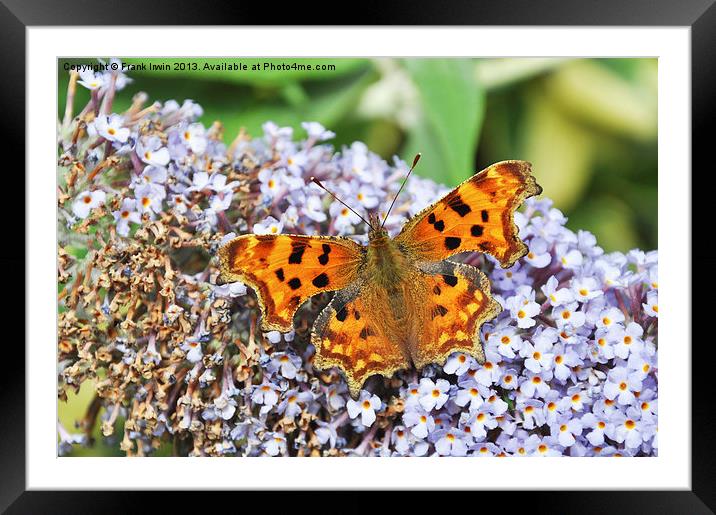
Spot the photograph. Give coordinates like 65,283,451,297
56,56,658,458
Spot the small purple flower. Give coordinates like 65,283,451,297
603,366,642,405
91,114,130,143
268,351,302,379
433,429,469,456
346,391,382,427
137,136,170,166
550,415,583,447
72,190,106,219
418,378,451,411
403,408,435,438
112,198,142,236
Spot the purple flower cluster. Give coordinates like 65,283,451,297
57,64,657,457
385,204,658,457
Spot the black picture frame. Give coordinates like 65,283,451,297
2,0,710,512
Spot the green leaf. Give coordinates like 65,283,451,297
402,59,485,186
475,58,568,90
519,89,595,212
301,67,379,128
542,59,657,142
66,245,89,260
567,196,638,252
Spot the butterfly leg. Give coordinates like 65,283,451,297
410,260,502,369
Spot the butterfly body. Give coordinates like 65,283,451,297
365,230,411,293
219,160,542,397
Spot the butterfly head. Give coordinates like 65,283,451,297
367,214,389,242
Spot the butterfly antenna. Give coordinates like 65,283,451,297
381,153,421,229
310,177,374,230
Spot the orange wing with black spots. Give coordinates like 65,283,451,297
311,286,411,398
411,261,501,369
395,160,542,268
218,234,364,332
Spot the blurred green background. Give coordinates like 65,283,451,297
58,57,657,253
58,57,657,454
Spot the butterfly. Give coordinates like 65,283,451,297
218,157,541,398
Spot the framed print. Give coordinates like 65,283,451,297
3,0,712,512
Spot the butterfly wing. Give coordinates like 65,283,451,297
411,261,501,369
311,284,411,398
218,234,364,332
395,160,541,268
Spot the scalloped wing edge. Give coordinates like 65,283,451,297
217,233,364,333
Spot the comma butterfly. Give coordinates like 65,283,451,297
218,157,542,397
